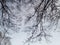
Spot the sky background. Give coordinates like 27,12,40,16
10,29,60,45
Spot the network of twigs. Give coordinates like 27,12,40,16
25,0,60,42
0,0,60,43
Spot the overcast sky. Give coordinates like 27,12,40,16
10,29,60,45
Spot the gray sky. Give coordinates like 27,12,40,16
10,29,60,45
